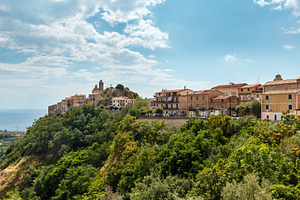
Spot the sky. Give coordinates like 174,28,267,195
1,0,300,109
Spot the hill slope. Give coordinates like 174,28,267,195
0,104,300,200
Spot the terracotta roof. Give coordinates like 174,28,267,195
112,96,135,101
212,95,235,100
264,78,299,86
263,89,300,95
240,84,262,89
196,90,211,94
156,89,191,94
212,83,247,89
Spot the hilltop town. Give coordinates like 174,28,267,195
48,74,300,120
48,80,138,116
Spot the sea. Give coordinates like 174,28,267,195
0,109,47,132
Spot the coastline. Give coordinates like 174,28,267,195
0,109,47,132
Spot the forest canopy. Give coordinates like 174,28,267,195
0,103,300,200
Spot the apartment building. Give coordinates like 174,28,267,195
153,88,193,116
111,96,136,107
238,84,263,102
262,74,300,120
212,83,248,97
186,90,223,117
48,104,57,116
48,94,87,116
210,95,240,116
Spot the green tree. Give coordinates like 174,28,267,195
115,84,124,91
155,107,163,114
221,174,273,200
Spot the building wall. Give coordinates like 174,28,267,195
262,93,300,119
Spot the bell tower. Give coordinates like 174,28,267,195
99,80,104,91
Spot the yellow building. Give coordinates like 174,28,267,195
262,74,300,120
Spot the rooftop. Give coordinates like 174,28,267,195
156,88,192,94
212,95,235,100
263,89,300,95
212,83,247,89
264,78,299,86
240,84,262,89
112,96,135,101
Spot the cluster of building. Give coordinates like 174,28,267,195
48,80,136,116
150,74,300,120
48,74,300,121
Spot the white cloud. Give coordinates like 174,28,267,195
254,0,300,16
283,44,295,49
253,0,270,7
244,59,253,62
0,0,171,96
284,26,300,34
224,54,238,62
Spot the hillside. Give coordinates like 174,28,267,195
0,131,24,158
0,103,300,200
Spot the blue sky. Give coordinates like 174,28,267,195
0,0,300,109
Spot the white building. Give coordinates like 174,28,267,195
111,96,136,107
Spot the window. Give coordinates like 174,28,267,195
289,105,293,110
191,96,193,100
266,105,269,110
248,88,250,91
241,89,243,92
288,94,292,100
265,95,269,101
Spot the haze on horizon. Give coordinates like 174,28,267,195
0,0,300,109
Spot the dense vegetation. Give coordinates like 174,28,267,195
0,103,300,200
0,131,24,158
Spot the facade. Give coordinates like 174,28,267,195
48,104,58,116
238,84,263,102
48,94,87,116
212,83,248,97
111,96,136,107
71,94,87,108
262,74,300,121
88,93,103,105
186,90,223,117
153,88,193,116
210,95,240,116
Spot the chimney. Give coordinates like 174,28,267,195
184,86,186,89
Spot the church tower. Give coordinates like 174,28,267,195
99,80,104,91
